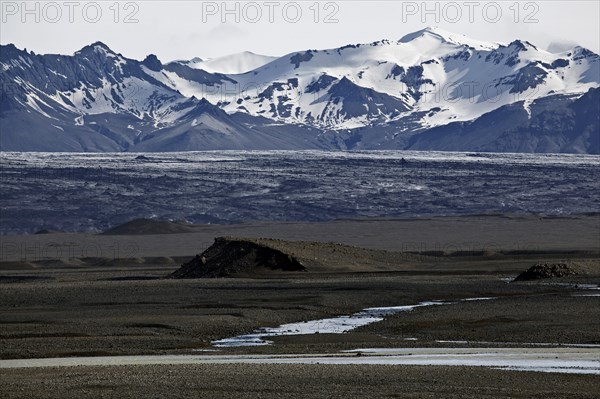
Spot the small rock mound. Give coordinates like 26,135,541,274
170,237,306,278
514,262,578,281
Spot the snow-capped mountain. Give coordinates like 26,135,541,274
171,52,278,74
188,27,597,130
1,27,598,153
0,42,336,151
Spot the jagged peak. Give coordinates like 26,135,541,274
506,39,537,51
169,57,203,65
0,43,19,51
329,76,372,92
571,46,599,59
75,41,115,56
189,97,227,117
90,41,111,49
142,54,163,71
0,43,23,58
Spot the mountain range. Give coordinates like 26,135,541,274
1,27,598,153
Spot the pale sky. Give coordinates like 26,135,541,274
1,1,598,62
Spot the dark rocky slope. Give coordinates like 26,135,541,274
170,237,306,278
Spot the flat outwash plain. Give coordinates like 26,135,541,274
1,215,599,398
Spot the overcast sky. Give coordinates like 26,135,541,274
1,1,598,62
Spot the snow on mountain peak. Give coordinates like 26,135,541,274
180,51,278,74
75,41,115,56
1,28,598,153
571,46,599,59
399,27,449,42
170,57,204,66
399,27,497,50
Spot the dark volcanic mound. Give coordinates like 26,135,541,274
514,262,578,281
101,219,197,235
170,237,306,278
169,236,433,278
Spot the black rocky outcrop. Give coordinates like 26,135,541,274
514,262,578,281
170,237,306,278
